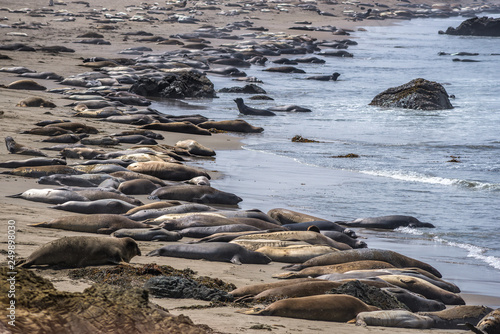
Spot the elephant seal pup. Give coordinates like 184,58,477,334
382,287,446,312
175,139,215,157
241,294,379,322
355,310,434,328
49,199,137,214
283,248,442,278
230,278,322,298
7,188,89,204
5,165,82,178
146,242,271,264
320,230,367,248
112,227,182,241
198,119,264,133
466,308,500,334
118,178,160,195
16,96,56,107
0,157,66,168
139,121,211,136
19,236,140,268
420,306,494,330
150,185,242,205
377,275,465,305
127,161,210,181
4,136,47,157
2,79,46,90
274,260,396,279
185,175,210,186
29,214,152,234
234,98,276,116
336,215,435,229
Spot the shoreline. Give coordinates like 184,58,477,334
1,0,500,332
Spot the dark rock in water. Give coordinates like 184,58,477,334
144,276,234,302
440,16,500,36
327,280,409,311
218,84,267,94
369,78,453,110
130,72,216,99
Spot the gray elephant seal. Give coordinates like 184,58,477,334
282,221,355,238
234,98,276,116
150,185,242,205
7,188,89,204
49,199,137,214
241,294,379,321
355,310,434,328
19,236,141,268
466,308,500,334
112,227,182,241
0,157,66,168
420,306,494,330
320,230,367,248
230,278,322,298
306,72,341,81
146,242,271,264
139,121,211,136
175,139,215,156
198,119,264,133
29,214,152,234
336,215,435,229
382,287,446,312
4,136,48,156
283,248,442,278
5,165,82,178
179,224,261,238
118,178,160,195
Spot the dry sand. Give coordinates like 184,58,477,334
1,0,499,332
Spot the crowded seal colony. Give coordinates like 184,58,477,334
1,0,500,333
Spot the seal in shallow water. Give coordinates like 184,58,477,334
336,215,435,229
234,98,276,116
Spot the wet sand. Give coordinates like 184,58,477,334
1,0,500,332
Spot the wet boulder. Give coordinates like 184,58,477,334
130,72,216,98
440,17,500,37
369,78,453,110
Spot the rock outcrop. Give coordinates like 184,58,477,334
440,16,500,36
369,78,453,110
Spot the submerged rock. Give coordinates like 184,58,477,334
130,72,216,98
369,78,453,110
440,17,500,37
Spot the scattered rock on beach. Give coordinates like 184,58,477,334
369,78,453,110
130,72,216,98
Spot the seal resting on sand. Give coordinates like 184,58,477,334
19,236,141,268
4,136,48,156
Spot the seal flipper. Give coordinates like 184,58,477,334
97,228,115,234
465,323,486,334
6,193,23,198
230,254,242,265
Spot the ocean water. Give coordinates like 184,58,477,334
152,15,500,300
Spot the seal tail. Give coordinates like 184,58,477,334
27,221,50,227
6,193,23,198
281,264,303,271
146,249,160,257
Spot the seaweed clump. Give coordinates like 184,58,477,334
291,135,320,143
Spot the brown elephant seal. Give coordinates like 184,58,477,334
241,280,345,302
29,214,152,234
49,199,137,214
336,215,435,229
159,213,247,230
146,242,271,264
124,200,183,215
0,157,66,168
110,171,168,186
5,165,83,178
175,139,215,157
178,224,262,238
42,133,88,143
254,245,339,263
466,308,500,334
421,306,494,330
150,184,242,205
377,275,465,305
127,203,216,221
2,79,46,90
16,96,56,107
320,230,367,248
282,220,356,238
112,227,182,241
22,126,73,136
355,310,434,328
283,248,442,278
46,122,99,134
198,119,264,133
19,236,140,268
7,188,89,204
4,136,48,157
230,278,322,298
274,260,396,279
185,175,210,186
382,287,446,312
60,147,106,160
73,189,143,206
268,208,329,224
262,66,305,74
118,178,160,195
127,161,210,181
140,121,211,136
241,294,379,322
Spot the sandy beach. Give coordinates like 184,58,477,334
1,0,500,332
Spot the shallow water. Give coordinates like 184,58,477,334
152,14,500,301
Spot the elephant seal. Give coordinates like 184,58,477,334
16,96,56,107
283,248,442,278
355,310,434,328
46,122,99,134
150,185,242,205
306,72,341,81
241,294,379,322
139,122,211,136
112,227,182,241
49,199,137,214
159,213,246,230
4,136,47,157
29,214,152,234
2,79,46,90
282,220,355,237
230,278,321,298
185,175,210,186
7,188,89,204
179,224,262,238
336,215,435,229
267,105,312,113
118,179,160,195
37,173,117,187
42,133,88,143
382,287,446,312
421,306,494,329
19,236,140,268
320,230,367,248
232,230,351,250
262,66,305,73
254,245,339,263
146,242,271,264
274,260,396,279
241,280,345,302
0,157,66,168
377,275,465,305
234,98,276,116
126,203,216,221
175,139,215,157
198,119,264,133
110,171,168,186
127,161,210,181
125,201,182,215
60,147,106,160
6,165,82,178
466,308,500,334
73,189,143,206
269,208,331,224
22,127,73,136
